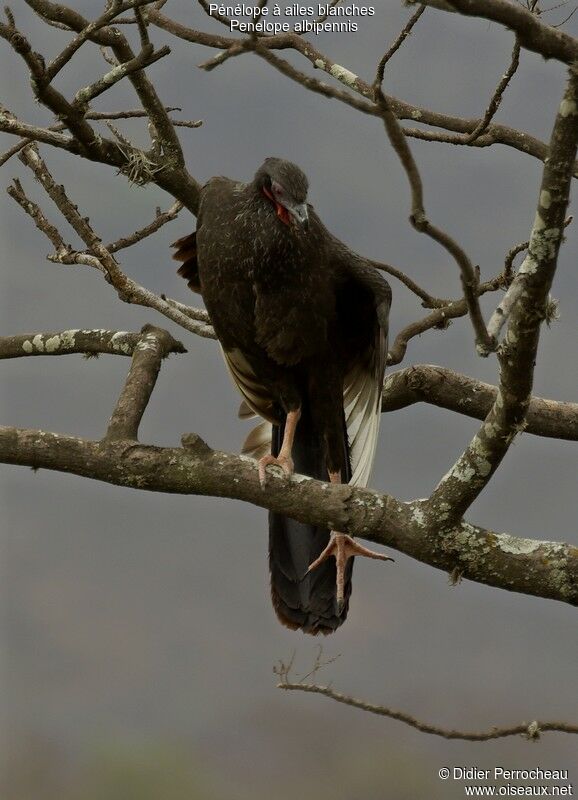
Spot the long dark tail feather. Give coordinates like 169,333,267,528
269,400,353,635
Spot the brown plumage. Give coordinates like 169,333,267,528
173,157,392,634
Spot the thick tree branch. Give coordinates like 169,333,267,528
409,0,578,64
104,325,185,441
429,66,578,521
382,364,578,441
1,425,577,607
0,329,160,359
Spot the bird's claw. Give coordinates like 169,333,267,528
258,453,294,488
307,532,394,611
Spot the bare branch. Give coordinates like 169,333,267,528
7,177,66,253
21,0,202,211
388,299,470,365
0,108,196,168
105,201,182,253
461,37,521,144
375,5,426,88
279,682,578,741
0,329,163,359
429,66,578,521
371,262,444,308
160,296,212,325
252,44,375,116
0,103,83,156
486,275,527,342
105,324,185,441
373,89,495,354
44,0,159,83
382,364,578,440
14,145,213,339
1,426,578,607
72,43,171,109
409,0,578,64
146,12,576,175
504,215,572,281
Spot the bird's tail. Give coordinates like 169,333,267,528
267,400,353,635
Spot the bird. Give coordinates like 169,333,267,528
172,157,393,634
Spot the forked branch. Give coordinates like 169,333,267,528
430,66,578,522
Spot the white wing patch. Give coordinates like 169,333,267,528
222,347,276,424
236,330,386,490
343,328,386,488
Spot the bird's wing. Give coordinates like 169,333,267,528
222,346,278,426
171,231,201,293
343,323,387,488
239,258,390,487
332,240,391,488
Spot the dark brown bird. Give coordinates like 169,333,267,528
172,157,392,634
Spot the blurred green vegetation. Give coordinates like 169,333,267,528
1,738,217,800
1,731,443,800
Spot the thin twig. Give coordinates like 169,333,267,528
462,37,521,144
373,88,495,355
279,683,578,742
105,201,183,253
15,145,213,339
44,0,159,84
7,177,66,253
375,5,426,88
73,44,171,109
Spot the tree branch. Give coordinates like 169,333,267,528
105,201,182,253
16,0,202,211
104,325,185,441
409,0,578,64
12,145,214,339
146,10,577,176
375,5,426,87
382,364,578,441
373,88,495,354
278,682,578,741
1,425,577,607
429,66,578,521
0,329,166,359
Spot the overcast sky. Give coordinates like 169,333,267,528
1,3,578,798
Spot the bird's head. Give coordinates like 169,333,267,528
254,157,309,229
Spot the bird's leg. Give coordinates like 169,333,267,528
307,471,394,612
258,407,301,488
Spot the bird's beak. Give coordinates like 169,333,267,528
287,201,309,228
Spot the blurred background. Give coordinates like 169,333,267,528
1,2,577,798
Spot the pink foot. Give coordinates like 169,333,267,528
308,532,394,612
258,453,294,488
